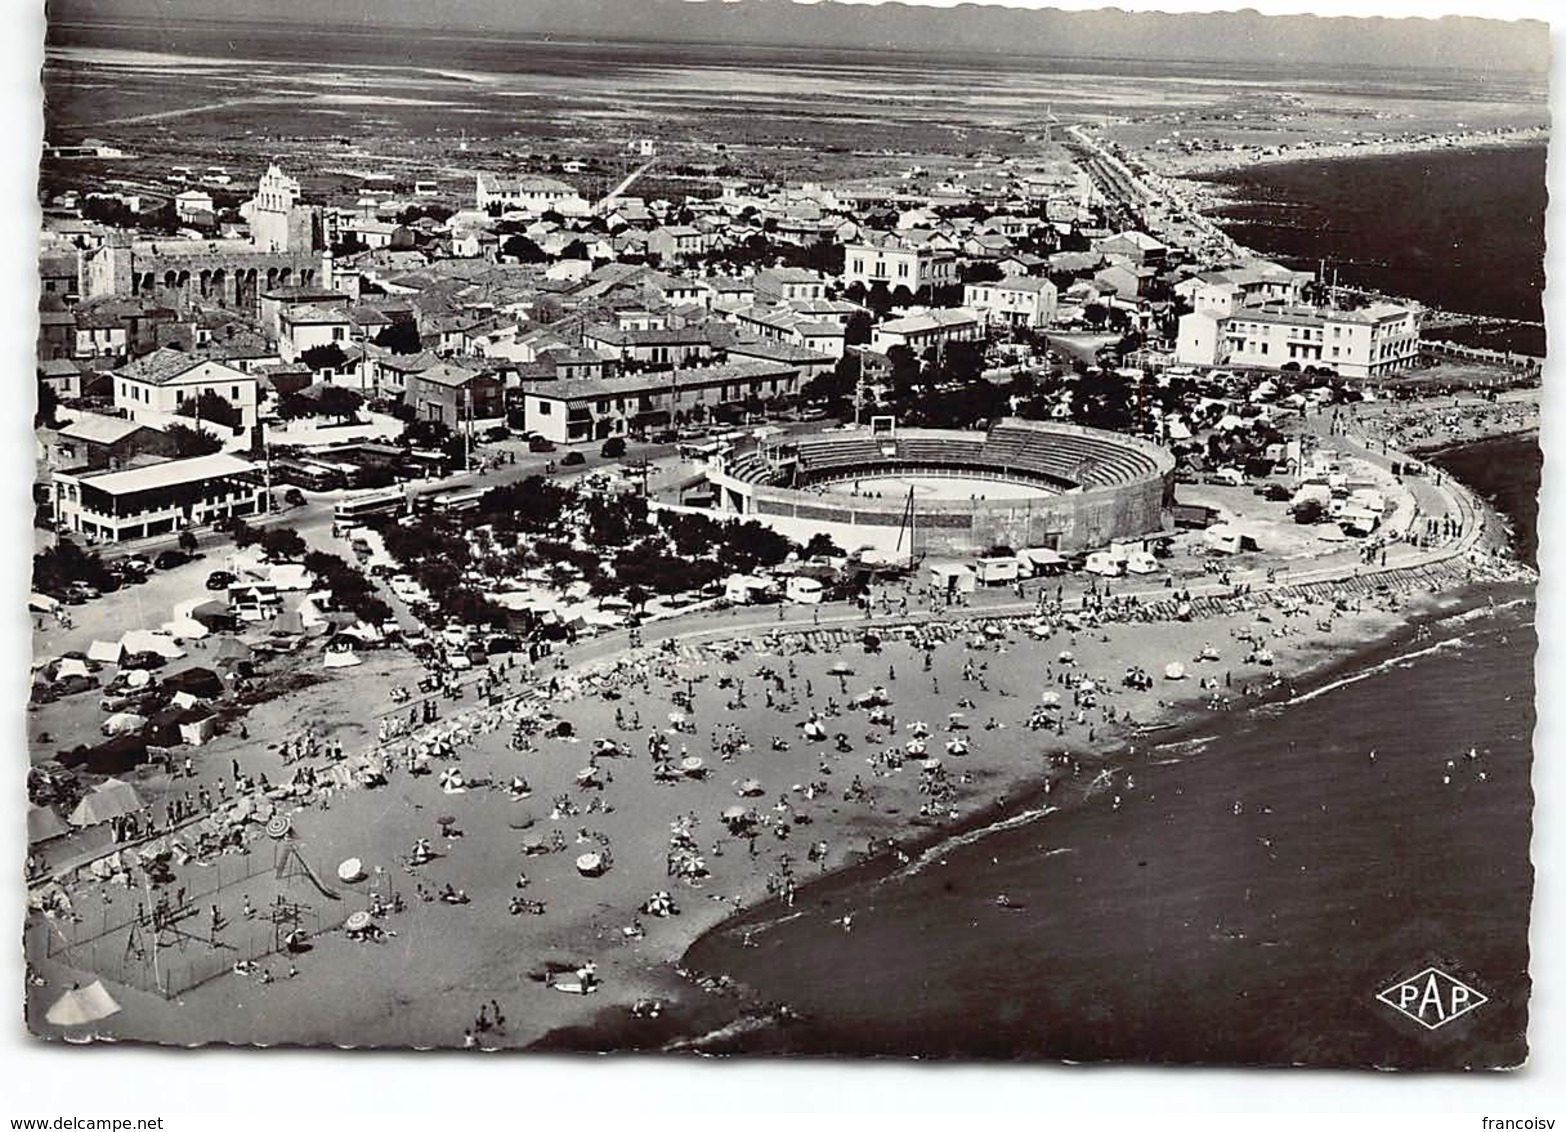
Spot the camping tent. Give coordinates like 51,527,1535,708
101,711,148,737
44,980,121,1027
120,630,184,660
56,657,92,682
178,706,219,747
1019,548,1066,576
162,618,210,640
164,667,224,699
28,805,70,845
87,639,124,665
67,778,147,828
29,592,60,614
268,609,306,636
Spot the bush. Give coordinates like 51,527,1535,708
600,436,627,459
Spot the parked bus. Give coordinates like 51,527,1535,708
332,487,408,535
271,458,346,492
417,486,487,516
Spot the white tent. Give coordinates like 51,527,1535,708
1020,548,1066,576
87,639,124,665
161,619,210,640
120,630,184,660
268,563,313,591
100,712,147,737
56,657,92,681
29,592,59,614
68,778,146,827
45,980,121,1027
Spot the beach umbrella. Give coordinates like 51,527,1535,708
438,768,466,792
344,910,372,934
736,779,764,798
575,852,605,877
921,758,943,771
265,815,291,840
44,980,120,1027
681,756,705,776
1039,690,1061,706
337,858,366,883
904,739,927,756
1058,650,1075,664
908,721,930,737
1164,662,1187,680
575,766,599,785
827,662,854,676
721,805,750,823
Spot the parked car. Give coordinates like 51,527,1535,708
154,550,190,571
561,451,586,467
205,570,237,591
528,435,557,453
651,429,679,445
283,488,306,507
600,437,627,459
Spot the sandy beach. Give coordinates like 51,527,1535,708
26,498,1529,1049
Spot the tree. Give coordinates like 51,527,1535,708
34,380,59,429
331,233,367,258
804,532,843,558
175,390,242,431
301,344,349,374
318,385,364,423
844,311,873,346
501,235,548,263
600,436,627,459
1082,303,1109,329
959,260,1004,284
165,423,224,457
260,526,306,562
374,320,422,355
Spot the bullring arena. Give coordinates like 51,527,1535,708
701,419,1177,557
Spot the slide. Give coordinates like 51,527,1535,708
278,846,342,901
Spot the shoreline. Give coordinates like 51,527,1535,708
528,555,1535,1052
26,421,1534,1052
1142,126,1548,181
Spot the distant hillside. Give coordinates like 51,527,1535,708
47,0,1552,73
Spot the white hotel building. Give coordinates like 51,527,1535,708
1175,301,1421,379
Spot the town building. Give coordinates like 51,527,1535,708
474,173,589,216
1174,301,1422,378
53,452,267,543
405,361,504,425
112,349,259,447
840,237,957,294
870,307,984,353
47,413,178,474
522,361,802,444
963,276,1058,329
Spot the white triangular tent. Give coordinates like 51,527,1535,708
45,980,121,1027
87,639,124,665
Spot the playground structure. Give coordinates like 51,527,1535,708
40,834,343,1000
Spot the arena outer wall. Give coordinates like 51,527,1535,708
703,419,1177,558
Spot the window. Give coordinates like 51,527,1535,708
538,401,552,415
333,327,345,341
897,262,909,278
232,386,240,401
